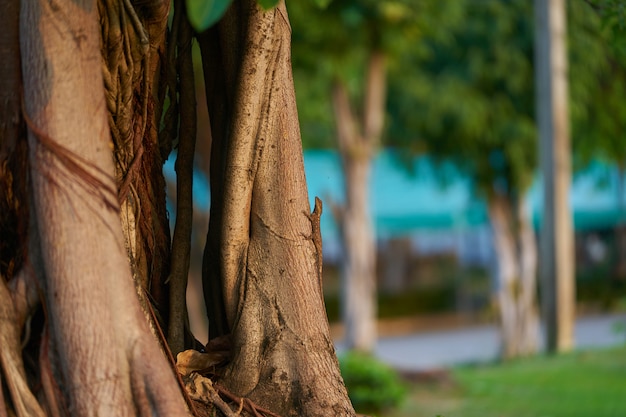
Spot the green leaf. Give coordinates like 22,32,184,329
186,0,232,32
258,0,280,10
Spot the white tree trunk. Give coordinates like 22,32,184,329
331,51,385,353
517,198,540,354
341,155,377,352
489,195,539,358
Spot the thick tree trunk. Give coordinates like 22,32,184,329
331,51,385,353
199,2,355,416
20,0,188,414
488,195,539,359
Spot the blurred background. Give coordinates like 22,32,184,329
172,0,626,415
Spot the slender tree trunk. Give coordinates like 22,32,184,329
340,151,377,351
516,197,540,354
20,0,188,414
199,2,355,415
332,51,385,353
488,195,539,358
535,0,575,353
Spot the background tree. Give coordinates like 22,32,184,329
385,0,605,358
0,0,354,415
572,0,626,282
290,0,464,353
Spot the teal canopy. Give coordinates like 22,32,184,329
303,150,626,240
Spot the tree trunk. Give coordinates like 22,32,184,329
199,2,355,415
19,0,188,414
340,150,377,352
488,195,539,359
332,51,385,353
535,0,575,353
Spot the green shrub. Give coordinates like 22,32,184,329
339,351,407,415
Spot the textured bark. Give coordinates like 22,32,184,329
20,0,188,414
199,2,355,415
99,0,172,326
0,1,42,414
331,51,386,353
489,195,539,359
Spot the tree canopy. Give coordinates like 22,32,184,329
290,0,465,149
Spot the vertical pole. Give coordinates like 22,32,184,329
535,0,575,353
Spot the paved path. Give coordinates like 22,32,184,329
337,313,626,370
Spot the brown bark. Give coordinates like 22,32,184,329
199,2,354,415
331,51,386,353
0,1,42,414
167,0,197,357
488,195,539,358
20,0,188,414
99,0,173,327
0,0,28,281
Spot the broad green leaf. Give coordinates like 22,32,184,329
258,0,280,10
186,0,232,32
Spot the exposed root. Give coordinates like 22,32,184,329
182,372,283,417
7,264,40,344
185,373,239,417
0,277,45,417
39,329,66,417
213,384,282,417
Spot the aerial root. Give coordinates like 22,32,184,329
180,371,282,417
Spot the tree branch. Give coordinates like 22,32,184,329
332,80,361,154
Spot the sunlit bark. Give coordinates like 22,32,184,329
20,0,188,413
199,2,355,415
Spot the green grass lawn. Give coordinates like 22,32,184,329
388,345,626,417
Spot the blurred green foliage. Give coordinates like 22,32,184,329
388,0,607,199
339,351,407,415
325,286,456,322
291,0,620,199
290,0,463,148
572,0,626,169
